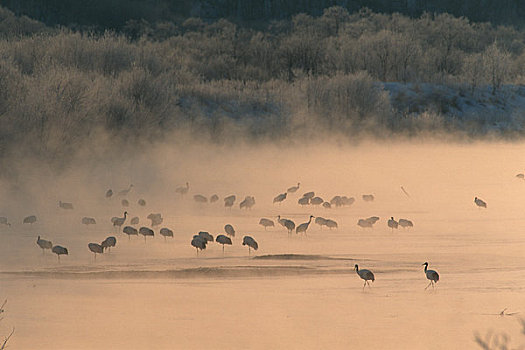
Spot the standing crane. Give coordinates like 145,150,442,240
287,183,300,193
88,243,104,260
354,264,375,290
474,197,487,208
296,215,314,236
36,236,52,254
422,262,439,290
242,236,258,256
387,217,399,232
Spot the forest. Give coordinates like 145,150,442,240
0,5,525,174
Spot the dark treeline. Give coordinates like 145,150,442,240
0,5,525,177
3,0,525,30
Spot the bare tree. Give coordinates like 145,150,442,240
482,41,511,95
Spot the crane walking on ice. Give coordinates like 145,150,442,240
354,264,375,290
422,262,439,290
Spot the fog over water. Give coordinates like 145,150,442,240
0,140,524,349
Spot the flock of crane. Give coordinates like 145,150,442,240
1,178,495,290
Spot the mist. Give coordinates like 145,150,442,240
1,138,525,349
1,5,525,350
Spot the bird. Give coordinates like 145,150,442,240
159,228,174,241
273,193,287,204
398,219,413,228
138,199,146,206
310,197,324,206
175,182,190,196
302,191,315,199
191,235,207,254
224,224,235,237
341,196,355,206
330,196,343,207
298,197,310,206
366,216,380,224
58,201,74,210
88,243,104,260
322,202,331,209
277,215,295,235
354,264,375,290
362,194,374,202
210,194,219,203
498,308,520,316
296,215,314,236
101,236,117,251
287,183,300,193
0,217,11,226
147,213,163,227
198,231,214,243
36,236,52,253
81,217,96,225
324,219,338,229
474,197,487,208
215,234,232,254
422,262,439,290
52,245,68,262
118,184,133,196
111,211,128,231
516,173,525,180
315,217,327,229
130,216,139,225
259,218,274,230
242,236,258,255
123,226,138,239
23,215,37,224
357,219,373,228
240,196,255,210
121,199,129,207
193,194,208,203
105,189,113,198
139,227,154,242
224,195,236,209
388,217,399,231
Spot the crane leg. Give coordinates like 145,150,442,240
424,281,432,290
363,281,366,290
